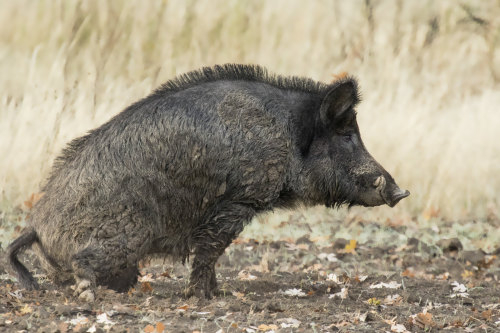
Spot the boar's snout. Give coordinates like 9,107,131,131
374,175,410,207
386,187,410,207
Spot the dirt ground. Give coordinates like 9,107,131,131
1,223,500,332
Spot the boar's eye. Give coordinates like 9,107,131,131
341,132,354,143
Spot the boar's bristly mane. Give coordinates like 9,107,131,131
152,64,331,97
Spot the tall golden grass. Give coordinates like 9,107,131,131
1,0,499,221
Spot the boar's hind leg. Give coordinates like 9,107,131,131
187,203,255,299
71,246,143,302
71,216,153,301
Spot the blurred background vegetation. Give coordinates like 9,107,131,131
1,0,499,248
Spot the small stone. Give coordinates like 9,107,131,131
332,238,349,250
265,301,284,313
459,250,486,266
436,238,463,253
407,237,431,253
79,289,95,303
54,304,73,315
296,235,313,245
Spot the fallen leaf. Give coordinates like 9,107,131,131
326,273,341,284
450,319,464,327
282,288,306,297
249,252,270,273
190,312,208,318
318,252,338,262
451,281,467,293
482,303,500,310
344,239,357,253
141,282,153,293
232,291,246,300
258,324,278,331
461,270,474,279
177,304,189,311
232,238,246,244
367,297,381,306
414,312,436,329
329,287,348,299
238,270,257,281
332,71,348,80
357,312,368,322
139,274,154,282
384,294,403,305
311,235,329,243
278,318,301,328
449,281,469,298
303,263,323,272
58,322,68,333
160,271,171,278
436,272,450,280
391,323,410,333
144,324,155,333
395,244,412,252
327,321,350,329
326,273,350,284
156,322,165,332
96,313,115,325
19,304,33,315
401,269,415,278
354,275,368,282
23,192,44,210
369,281,401,289
67,315,89,326
481,309,493,321
478,255,496,269
423,206,440,220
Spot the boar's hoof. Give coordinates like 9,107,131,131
73,278,91,293
186,265,218,299
73,279,95,302
78,289,95,303
185,284,219,300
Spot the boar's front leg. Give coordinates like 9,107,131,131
187,203,255,299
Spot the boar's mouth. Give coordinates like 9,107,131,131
324,176,409,208
345,176,409,208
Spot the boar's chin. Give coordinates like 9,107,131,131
350,187,409,208
348,190,387,208
343,197,384,208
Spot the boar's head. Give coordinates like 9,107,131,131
302,79,409,208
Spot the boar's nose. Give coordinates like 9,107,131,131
387,188,410,207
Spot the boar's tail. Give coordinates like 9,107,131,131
7,228,39,290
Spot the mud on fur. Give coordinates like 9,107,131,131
7,64,409,300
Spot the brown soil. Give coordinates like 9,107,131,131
1,225,499,332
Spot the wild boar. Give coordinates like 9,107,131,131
8,64,409,300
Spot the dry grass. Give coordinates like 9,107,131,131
1,0,499,222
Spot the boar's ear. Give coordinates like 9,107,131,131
319,79,359,126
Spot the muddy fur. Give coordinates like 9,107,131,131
7,64,408,299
